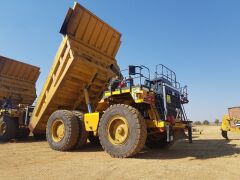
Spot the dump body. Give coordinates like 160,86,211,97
30,3,121,134
228,107,240,120
0,56,40,106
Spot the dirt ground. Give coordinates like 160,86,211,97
0,126,239,180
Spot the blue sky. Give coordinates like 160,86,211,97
0,0,240,122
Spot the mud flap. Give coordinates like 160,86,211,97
221,130,229,140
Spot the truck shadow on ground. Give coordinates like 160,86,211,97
0,136,46,144
74,143,103,152
1,137,239,160
136,139,240,160
74,138,240,160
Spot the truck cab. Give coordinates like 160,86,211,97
97,64,192,149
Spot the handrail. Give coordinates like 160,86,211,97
155,64,179,89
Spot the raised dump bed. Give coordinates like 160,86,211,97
0,56,40,106
29,3,122,134
228,107,240,120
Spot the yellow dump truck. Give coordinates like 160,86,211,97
28,3,192,158
29,2,121,137
221,107,240,140
0,56,40,141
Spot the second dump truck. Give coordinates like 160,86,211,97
0,56,40,141
221,107,240,140
26,3,192,158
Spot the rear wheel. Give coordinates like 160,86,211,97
46,110,79,151
98,104,147,158
0,114,17,142
72,111,88,149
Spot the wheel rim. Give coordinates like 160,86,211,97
107,116,129,145
51,119,65,143
0,121,6,136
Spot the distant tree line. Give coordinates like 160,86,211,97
193,119,220,126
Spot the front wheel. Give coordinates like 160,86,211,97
98,104,147,158
0,114,17,142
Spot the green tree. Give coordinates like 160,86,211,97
194,121,202,125
203,120,210,125
214,119,220,126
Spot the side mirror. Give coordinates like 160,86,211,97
129,65,136,75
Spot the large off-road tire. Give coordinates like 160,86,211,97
0,114,17,142
145,132,174,149
72,111,88,149
98,104,147,158
88,132,101,146
16,128,30,139
46,110,79,151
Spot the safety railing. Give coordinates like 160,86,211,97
155,64,180,89
180,86,189,104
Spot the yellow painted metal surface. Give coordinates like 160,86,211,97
135,99,144,103
51,119,65,143
104,86,145,103
166,95,171,104
60,3,121,59
131,87,146,103
84,113,100,131
29,3,122,134
121,89,130,93
146,120,165,128
104,92,111,97
0,56,40,105
112,89,121,95
107,115,129,145
104,88,131,97
228,107,240,120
